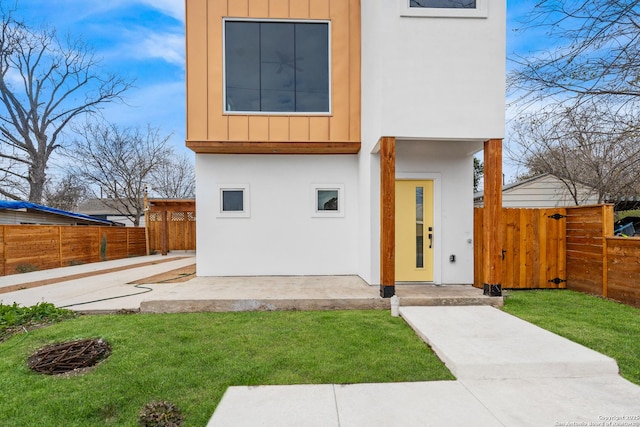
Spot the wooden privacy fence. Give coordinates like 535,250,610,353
475,204,640,308
566,205,640,307
0,225,146,276
146,199,196,255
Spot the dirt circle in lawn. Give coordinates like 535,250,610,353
28,338,111,375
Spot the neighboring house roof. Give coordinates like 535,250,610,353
474,174,600,208
77,198,143,216
0,201,117,226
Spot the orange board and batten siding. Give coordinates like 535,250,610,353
185,0,361,155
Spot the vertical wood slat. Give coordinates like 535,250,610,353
269,0,290,17
329,0,349,142
249,0,270,16
289,117,310,142
228,116,249,141
289,0,310,18
380,137,396,293
473,208,483,288
185,0,209,141
208,0,227,141
309,0,330,18
348,0,361,143
602,205,613,297
228,0,249,16
1,226,5,276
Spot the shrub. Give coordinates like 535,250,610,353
0,302,76,341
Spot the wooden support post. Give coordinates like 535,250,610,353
483,139,503,296
380,136,396,298
161,210,169,256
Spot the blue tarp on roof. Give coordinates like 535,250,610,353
0,201,117,225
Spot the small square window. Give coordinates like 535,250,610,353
312,184,344,218
217,185,250,218
222,190,244,212
401,0,487,17
317,189,339,211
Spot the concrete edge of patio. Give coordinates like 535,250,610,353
140,292,503,313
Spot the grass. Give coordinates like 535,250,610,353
0,310,453,427
503,289,640,385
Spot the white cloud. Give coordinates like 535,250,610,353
138,0,185,22
137,31,185,66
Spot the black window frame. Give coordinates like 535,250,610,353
223,18,332,115
409,0,477,8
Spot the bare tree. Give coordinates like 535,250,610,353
43,172,87,211
149,152,195,199
509,1,640,108
68,122,172,227
509,101,640,205
0,11,130,203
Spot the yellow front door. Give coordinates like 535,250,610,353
395,180,434,282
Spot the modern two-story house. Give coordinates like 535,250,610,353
186,0,506,297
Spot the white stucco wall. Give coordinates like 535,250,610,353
195,154,359,276
396,140,482,284
361,0,506,144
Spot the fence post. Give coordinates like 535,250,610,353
602,205,614,298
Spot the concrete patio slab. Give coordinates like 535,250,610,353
399,305,619,380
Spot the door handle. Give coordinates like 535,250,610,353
428,227,433,249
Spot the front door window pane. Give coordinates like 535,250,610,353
416,187,424,268
410,0,476,8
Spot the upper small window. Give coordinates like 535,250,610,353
224,20,330,114
401,0,487,17
410,0,476,8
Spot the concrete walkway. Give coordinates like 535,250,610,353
208,306,640,427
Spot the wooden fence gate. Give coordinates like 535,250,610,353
474,208,567,289
146,199,196,255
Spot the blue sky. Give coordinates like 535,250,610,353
12,0,187,157
12,1,538,181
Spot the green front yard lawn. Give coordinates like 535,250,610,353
502,289,640,385
0,310,453,427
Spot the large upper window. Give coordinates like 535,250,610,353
224,20,330,114
410,0,476,8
